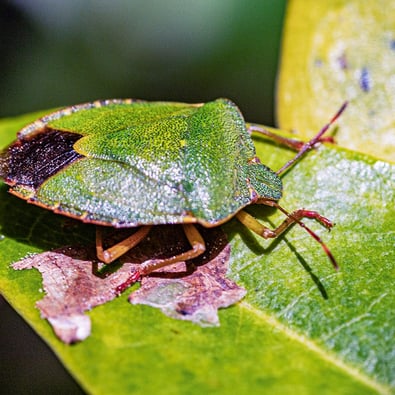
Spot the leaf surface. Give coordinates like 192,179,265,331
277,0,395,161
0,111,394,394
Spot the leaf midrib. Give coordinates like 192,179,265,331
240,301,392,395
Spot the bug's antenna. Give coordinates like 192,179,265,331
276,102,348,175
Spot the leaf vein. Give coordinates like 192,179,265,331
240,301,392,395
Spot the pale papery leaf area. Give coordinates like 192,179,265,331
12,226,245,343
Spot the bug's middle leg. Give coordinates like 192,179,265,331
116,224,206,294
96,225,153,264
115,224,206,294
137,223,206,276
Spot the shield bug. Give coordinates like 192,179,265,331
0,98,346,292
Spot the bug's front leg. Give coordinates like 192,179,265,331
236,206,333,239
235,199,338,269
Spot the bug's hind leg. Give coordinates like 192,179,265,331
96,225,152,264
116,224,206,294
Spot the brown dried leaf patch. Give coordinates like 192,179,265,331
12,225,245,343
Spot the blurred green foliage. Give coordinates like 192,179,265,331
0,0,286,125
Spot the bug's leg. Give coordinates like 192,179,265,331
236,207,333,238
248,102,348,175
96,225,152,264
139,224,206,275
236,199,338,269
116,224,206,294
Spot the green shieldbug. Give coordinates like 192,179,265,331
0,98,346,291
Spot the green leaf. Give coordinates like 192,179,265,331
1,111,394,394
277,0,395,162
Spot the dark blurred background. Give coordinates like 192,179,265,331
0,0,286,393
0,0,286,124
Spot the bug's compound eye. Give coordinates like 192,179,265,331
248,156,261,164
245,177,259,201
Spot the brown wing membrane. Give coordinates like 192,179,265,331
2,129,83,189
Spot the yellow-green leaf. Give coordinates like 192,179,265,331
277,0,395,162
1,111,394,394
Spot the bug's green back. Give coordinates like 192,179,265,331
9,99,282,227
